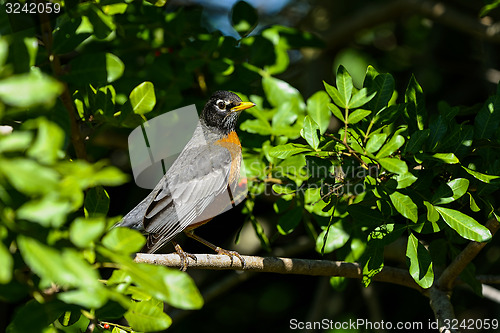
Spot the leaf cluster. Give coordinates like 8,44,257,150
241,64,500,290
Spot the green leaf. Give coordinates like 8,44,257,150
423,201,439,223
324,81,346,109
0,38,8,68
277,207,302,234
389,191,418,222
336,65,353,108
250,212,271,252
430,153,459,164
367,73,395,113
0,132,33,153
405,129,430,154
416,153,460,164
0,241,13,283
26,118,65,165
263,76,304,109
434,206,492,242
0,158,59,195
394,172,418,189
130,81,156,115
347,109,371,124
70,217,106,248
272,183,297,194
431,178,469,205
53,17,91,54
17,236,100,287
462,166,500,183
231,0,258,36
428,115,447,151
269,143,311,159
480,0,500,17
17,195,72,228
366,133,387,153
0,73,63,107
306,91,331,134
84,186,110,217
328,102,344,121
468,193,481,212
6,300,66,333
87,4,115,39
125,300,172,332
376,134,404,158
348,87,376,109
161,269,204,309
405,74,426,131
100,247,203,309
316,222,350,254
474,96,500,139
364,65,379,86
58,287,108,309
272,102,298,128
439,123,473,158
105,53,125,83
64,53,124,87
406,233,434,289
102,228,146,255
300,116,320,149
378,158,408,174
347,204,386,225
240,118,273,136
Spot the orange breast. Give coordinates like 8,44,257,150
215,131,242,186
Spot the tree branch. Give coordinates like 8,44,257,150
134,253,423,292
429,287,458,333
437,218,500,291
325,0,500,53
39,8,87,160
477,275,500,285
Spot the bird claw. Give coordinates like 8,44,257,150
174,244,197,271
215,247,246,269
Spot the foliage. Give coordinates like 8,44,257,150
0,0,321,331
0,0,499,331
242,64,499,290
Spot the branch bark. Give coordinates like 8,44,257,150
429,287,458,333
437,218,500,291
134,253,423,292
39,8,87,160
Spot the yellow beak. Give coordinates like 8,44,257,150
230,101,256,112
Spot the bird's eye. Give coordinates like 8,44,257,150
216,101,226,110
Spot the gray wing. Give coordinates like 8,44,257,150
144,143,233,252
116,140,234,253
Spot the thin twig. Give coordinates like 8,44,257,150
437,218,500,291
477,275,500,285
327,134,370,168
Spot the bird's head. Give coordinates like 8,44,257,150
201,91,255,135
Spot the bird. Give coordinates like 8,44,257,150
115,90,255,271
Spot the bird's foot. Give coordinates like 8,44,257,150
214,247,246,269
173,243,197,272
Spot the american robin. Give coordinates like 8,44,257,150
116,91,255,270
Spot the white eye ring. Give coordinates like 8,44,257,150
216,99,227,110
